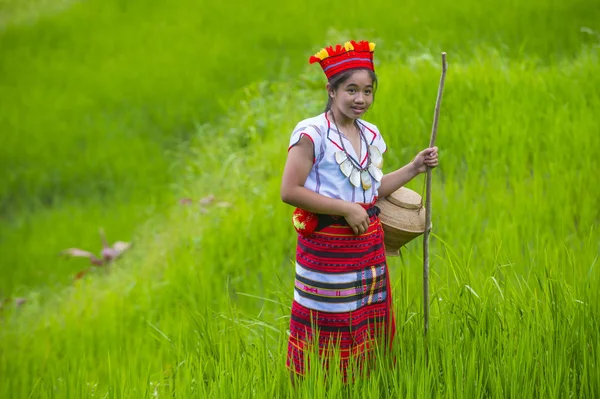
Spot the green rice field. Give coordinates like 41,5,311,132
1,0,599,397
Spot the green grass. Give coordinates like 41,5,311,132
1,0,600,397
2,44,599,396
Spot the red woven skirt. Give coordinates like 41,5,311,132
286,213,396,378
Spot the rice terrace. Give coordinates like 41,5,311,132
0,0,599,397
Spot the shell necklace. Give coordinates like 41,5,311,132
330,113,383,190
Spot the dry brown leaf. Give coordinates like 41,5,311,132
61,248,96,258
61,248,103,265
199,194,215,206
112,241,131,254
61,229,131,269
74,269,89,280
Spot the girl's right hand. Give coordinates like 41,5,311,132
342,203,370,235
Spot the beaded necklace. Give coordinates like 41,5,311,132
330,113,383,190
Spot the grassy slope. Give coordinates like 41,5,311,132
1,0,599,295
1,43,599,397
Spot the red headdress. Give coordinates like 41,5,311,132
309,40,376,80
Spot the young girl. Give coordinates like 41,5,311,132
281,40,438,379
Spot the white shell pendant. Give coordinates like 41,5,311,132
340,159,353,177
361,170,372,190
349,168,361,187
368,164,383,182
334,151,347,165
369,145,383,169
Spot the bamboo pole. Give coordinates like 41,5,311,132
424,52,447,344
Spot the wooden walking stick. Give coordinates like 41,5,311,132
424,53,447,343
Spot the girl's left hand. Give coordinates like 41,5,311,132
411,146,439,174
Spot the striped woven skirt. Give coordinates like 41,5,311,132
286,212,396,378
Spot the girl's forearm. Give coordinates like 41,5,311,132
378,162,421,198
281,186,351,216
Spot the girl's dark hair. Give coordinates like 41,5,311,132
324,68,378,112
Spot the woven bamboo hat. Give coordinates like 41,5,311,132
376,187,426,256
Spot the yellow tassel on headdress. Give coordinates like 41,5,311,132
309,40,376,64
314,48,329,61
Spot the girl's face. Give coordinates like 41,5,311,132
328,69,374,120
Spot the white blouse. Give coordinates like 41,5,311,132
288,112,387,204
